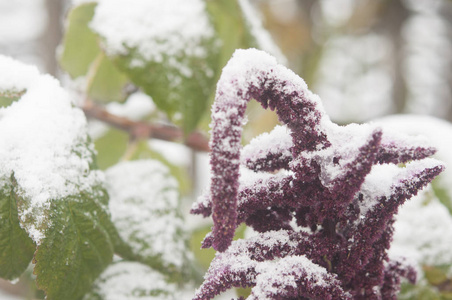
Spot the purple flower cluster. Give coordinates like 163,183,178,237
191,49,444,299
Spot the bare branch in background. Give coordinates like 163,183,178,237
82,101,210,152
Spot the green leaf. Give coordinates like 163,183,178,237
59,3,99,78
0,90,24,108
206,0,257,70
112,43,218,134
0,96,18,108
93,128,129,170
0,177,36,280
33,187,114,300
60,3,130,103
87,53,129,103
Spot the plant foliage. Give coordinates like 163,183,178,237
191,49,444,299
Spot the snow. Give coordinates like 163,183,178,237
374,116,452,274
241,125,292,165
196,231,298,288
218,49,303,97
0,56,103,243
374,114,452,204
214,49,326,133
390,188,452,272
358,164,401,216
303,122,377,188
239,167,288,191
86,261,181,300
105,160,186,268
252,255,329,299
0,55,40,93
358,158,443,219
195,230,344,299
90,0,214,69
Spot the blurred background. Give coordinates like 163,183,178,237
1,0,451,125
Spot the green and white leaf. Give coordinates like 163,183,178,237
0,56,114,298
105,160,189,279
83,261,187,300
66,0,283,131
90,0,220,133
33,187,114,300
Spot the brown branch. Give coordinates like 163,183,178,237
82,101,210,152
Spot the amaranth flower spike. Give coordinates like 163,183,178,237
191,48,444,299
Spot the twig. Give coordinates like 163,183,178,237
82,101,210,152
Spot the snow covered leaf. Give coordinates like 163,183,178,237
33,187,114,300
88,0,284,133
83,261,185,300
0,176,35,280
0,56,115,298
105,160,189,279
0,55,40,105
90,0,220,133
59,2,129,103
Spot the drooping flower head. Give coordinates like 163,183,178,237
192,49,443,299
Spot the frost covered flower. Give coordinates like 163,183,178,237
191,49,444,299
